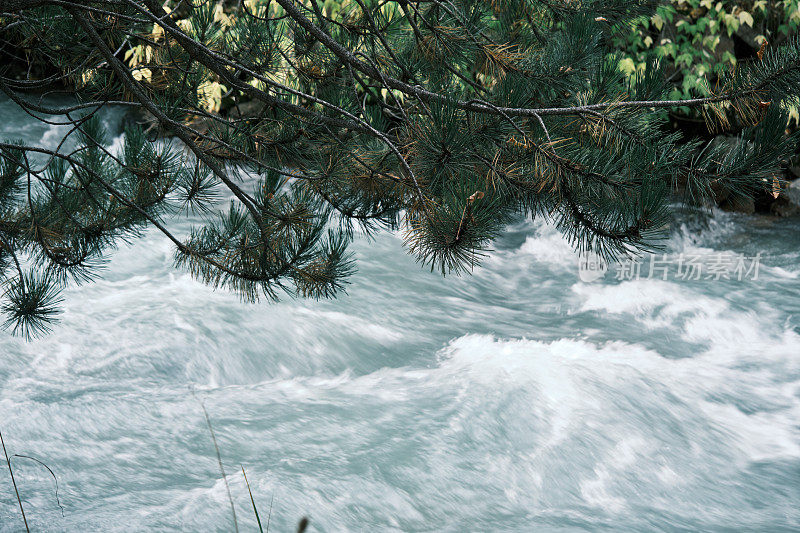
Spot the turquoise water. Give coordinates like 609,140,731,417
1,98,799,531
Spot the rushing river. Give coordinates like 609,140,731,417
1,97,799,532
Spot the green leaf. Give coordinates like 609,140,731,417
618,57,637,76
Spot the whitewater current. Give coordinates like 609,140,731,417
1,97,799,531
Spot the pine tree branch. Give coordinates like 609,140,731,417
271,0,780,118
0,140,296,284
69,7,269,233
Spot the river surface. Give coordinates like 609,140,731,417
1,97,799,531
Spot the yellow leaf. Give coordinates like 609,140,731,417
738,11,754,27
132,68,152,82
177,18,194,34
651,13,664,31
198,81,227,113
213,2,234,27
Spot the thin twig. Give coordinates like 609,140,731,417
1,428,30,533
265,491,274,533
12,454,65,517
241,466,263,532
190,388,239,533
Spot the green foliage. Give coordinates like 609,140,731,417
1,271,63,339
613,0,800,116
1,0,799,337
